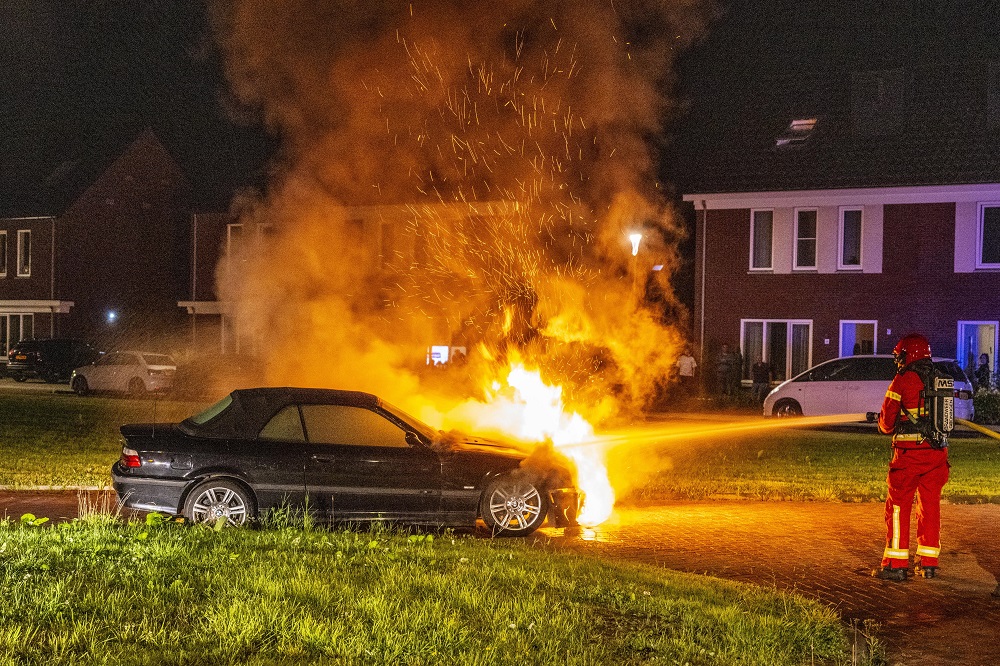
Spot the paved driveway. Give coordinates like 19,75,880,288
539,501,1000,666
3,492,997,665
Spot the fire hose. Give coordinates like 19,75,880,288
956,418,1000,442
866,413,1000,442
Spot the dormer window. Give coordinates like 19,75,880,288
776,118,818,148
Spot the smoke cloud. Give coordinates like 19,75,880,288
210,0,711,425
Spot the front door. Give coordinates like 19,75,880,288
301,404,441,521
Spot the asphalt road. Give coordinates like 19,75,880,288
2,491,996,665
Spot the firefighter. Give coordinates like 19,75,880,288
873,333,949,581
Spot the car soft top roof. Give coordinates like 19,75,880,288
179,387,381,439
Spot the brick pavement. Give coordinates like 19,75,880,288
539,501,1000,666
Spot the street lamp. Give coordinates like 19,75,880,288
628,232,643,256
628,232,643,294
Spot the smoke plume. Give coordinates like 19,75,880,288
210,0,710,426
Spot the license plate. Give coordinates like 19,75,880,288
15,355,26,360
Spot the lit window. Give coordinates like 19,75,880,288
979,205,1000,267
794,210,817,269
16,230,30,277
840,321,877,356
750,210,773,270
776,118,818,147
839,208,863,269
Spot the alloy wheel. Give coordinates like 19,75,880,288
190,486,249,526
485,479,545,533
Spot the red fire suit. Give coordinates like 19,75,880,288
877,366,949,569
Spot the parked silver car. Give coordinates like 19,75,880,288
71,351,177,397
763,355,974,420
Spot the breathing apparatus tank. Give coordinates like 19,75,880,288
921,370,954,448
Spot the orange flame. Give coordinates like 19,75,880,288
484,361,614,527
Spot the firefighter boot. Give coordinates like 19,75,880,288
916,565,938,579
874,566,908,582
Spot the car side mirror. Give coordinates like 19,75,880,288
405,431,423,447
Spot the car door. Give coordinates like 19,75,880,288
845,357,898,414
792,358,852,415
301,404,442,522
87,353,119,391
247,405,309,512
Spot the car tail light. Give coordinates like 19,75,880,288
956,390,972,400
120,448,142,468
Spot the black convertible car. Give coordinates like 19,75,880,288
113,388,579,535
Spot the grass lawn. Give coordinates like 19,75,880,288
0,514,864,665
0,393,205,488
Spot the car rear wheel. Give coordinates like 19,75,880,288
127,378,146,398
184,480,254,527
480,475,550,536
12,374,26,383
773,399,803,417
71,376,89,396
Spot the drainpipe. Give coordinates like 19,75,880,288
50,217,56,337
698,200,707,369
191,214,198,346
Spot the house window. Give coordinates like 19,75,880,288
957,321,998,385
978,204,1000,267
750,210,773,270
0,314,33,356
0,232,6,277
16,230,30,277
257,223,275,239
226,223,244,256
794,209,817,269
840,321,877,356
741,319,812,382
839,208,863,269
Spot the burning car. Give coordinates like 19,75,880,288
112,387,579,535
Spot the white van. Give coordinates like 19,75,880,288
763,355,974,420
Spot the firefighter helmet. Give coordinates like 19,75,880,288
893,333,932,369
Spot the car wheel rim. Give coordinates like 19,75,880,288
487,482,543,532
191,487,247,526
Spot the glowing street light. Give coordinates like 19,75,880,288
628,232,643,256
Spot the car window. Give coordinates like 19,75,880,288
935,361,971,384
842,357,897,381
122,353,140,366
259,406,305,442
187,395,233,425
142,353,175,366
300,405,409,448
97,353,118,366
801,359,853,382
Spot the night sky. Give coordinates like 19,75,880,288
4,1,1000,204
0,0,272,205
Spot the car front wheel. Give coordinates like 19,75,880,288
773,399,803,417
480,475,550,536
127,378,146,398
184,480,255,527
71,377,89,396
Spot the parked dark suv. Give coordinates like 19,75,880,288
6,339,100,383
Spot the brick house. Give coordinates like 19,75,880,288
681,62,1000,386
179,202,505,360
0,129,193,359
